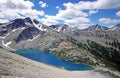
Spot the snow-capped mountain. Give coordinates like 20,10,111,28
0,17,120,52
0,17,120,74
49,24,70,32
0,17,69,51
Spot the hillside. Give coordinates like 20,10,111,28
0,48,120,78
0,17,120,78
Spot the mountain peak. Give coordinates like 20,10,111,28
109,23,120,31
23,17,33,24
49,24,69,32
84,24,108,31
92,24,103,27
23,17,40,24
115,23,120,27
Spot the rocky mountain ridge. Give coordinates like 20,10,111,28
0,17,120,73
83,24,108,31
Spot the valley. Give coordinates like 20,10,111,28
0,17,120,78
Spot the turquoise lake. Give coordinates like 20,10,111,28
16,49,92,71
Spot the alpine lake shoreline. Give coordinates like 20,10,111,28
15,48,93,71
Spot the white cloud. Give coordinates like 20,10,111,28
41,2,88,22
39,0,120,29
65,17,90,26
45,15,63,21
39,17,58,26
74,0,120,9
0,9,21,19
0,0,45,23
61,2,88,18
40,2,90,27
56,6,61,10
99,18,120,24
56,9,88,19
65,17,90,25
0,19,9,23
39,1,48,8
40,10,89,26
0,0,34,10
47,0,120,27
116,11,120,17
39,2,90,27
88,10,99,15
21,9,44,18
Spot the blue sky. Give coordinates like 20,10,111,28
0,0,120,29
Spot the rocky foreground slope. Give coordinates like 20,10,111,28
0,48,120,78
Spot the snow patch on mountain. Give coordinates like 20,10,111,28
2,40,12,49
0,33,10,39
27,35,39,41
12,27,25,32
31,19,47,31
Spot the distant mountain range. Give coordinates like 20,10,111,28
0,17,120,72
83,24,108,31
